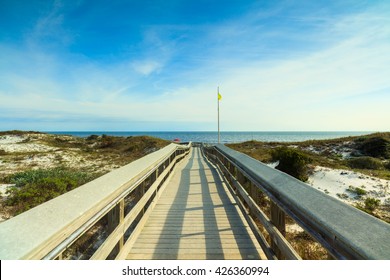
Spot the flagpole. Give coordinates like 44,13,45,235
218,86,220,144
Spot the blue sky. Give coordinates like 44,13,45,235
0,0,389,131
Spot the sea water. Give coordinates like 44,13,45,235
46,131,371,143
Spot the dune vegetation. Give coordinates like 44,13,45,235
0,131,169,219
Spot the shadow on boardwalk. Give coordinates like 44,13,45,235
127,147,264,260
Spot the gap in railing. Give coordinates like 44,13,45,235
58,178,145,259
123,190,139,243
61,214,110,260
283,214,330,260
250,188,272,253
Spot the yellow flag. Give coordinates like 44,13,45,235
218,92,222,101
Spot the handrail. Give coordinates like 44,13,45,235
0,142,191,260
203,144,390,260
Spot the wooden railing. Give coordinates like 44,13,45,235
203,144,390,260
0,143,191,260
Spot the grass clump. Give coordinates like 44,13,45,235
364,197,381,211
347,156,383,170
355,136,390,159
347,186,367,196
356,197,381,216
5,167,98,214
271,147,312,181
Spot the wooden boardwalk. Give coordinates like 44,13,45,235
126,147,266,260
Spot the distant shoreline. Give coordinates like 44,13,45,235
42,131,375,143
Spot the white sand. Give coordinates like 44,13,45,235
265,163,390,232
308,166,390,205
0,135,25,144
267,162,390,206
0,134,119,177
0,142,55,153
0,134,56,153
301,141,355,159
0,184,13,198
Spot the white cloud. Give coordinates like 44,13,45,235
132,60,162,76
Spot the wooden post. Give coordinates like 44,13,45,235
155,169,159,189
229,161,233,174
270,201,286,259
139,181,146,216
107,199,124,259
118,199,124,251
249,181,256,216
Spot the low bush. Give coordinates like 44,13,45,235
355,136,390,159
347,186,367,196
355,187,367,196
355,197,381,215
364,197,381,212
347,157,383,170
5,167,97,214
98,135,116,148
86,134,99,141
271,147,312,181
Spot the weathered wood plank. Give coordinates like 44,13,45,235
134,234,259,240
132,243,262,250
128,248,263,255
126,253,258,260
125,147,266,260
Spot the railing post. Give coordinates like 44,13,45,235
270,201,286,259
248,181,257,216
118,199,124,250
107,199,124,259
138,181,146,215
155,168,159,189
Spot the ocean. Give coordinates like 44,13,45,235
46,131,372,144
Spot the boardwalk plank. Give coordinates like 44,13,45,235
125,147,266,260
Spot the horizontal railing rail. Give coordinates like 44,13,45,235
0,143,191,260
203,144,390,260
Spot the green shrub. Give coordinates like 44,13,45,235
355,187,367,196
364,197,380,211
347,157,383,170
98,136,116,148
347,186,367,196
271,147,312,181
5,168,97,214
86,134,99,141
355,137,390,158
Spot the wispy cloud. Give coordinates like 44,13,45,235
132,60,162,76
25,0,74,48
